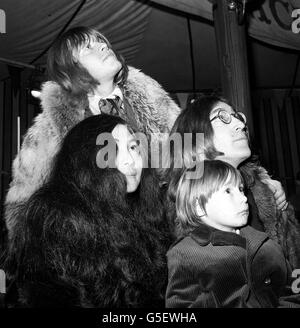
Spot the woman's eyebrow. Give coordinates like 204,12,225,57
128,135,138,142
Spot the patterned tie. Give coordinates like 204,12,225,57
98,96,123,115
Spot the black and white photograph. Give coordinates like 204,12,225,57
0,0,300,320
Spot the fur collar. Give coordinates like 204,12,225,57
39,66,180,138
240,162,278,241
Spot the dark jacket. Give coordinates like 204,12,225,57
166,224,300,308
166,162,300,270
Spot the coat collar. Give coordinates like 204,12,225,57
239,162,278,242
190,223,247,249
189,223,269,258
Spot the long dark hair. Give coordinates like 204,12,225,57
47,26,128,97
161,95,226,201
6,114,169,308
160,95,258,236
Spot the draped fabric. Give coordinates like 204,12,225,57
152,0,300,50
0,0,151,67
1,0,300,83
248,0,300,51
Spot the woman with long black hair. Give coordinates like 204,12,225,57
6,114,170,307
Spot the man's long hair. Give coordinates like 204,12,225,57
160,95,256,237
161,96,227,202
47,26,128,96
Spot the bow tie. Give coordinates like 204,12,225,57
98,96,123,115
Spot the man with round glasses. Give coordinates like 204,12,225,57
163,95,300,270
210,109,246,124
210,102,251,168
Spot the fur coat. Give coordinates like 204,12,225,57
5,66,181,236
241,163,300,270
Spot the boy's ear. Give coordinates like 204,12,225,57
195,198,206,217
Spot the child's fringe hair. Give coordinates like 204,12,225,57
175,160,243,237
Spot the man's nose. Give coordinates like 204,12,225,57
232,116,246,131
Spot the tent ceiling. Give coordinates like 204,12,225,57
0,0,300,91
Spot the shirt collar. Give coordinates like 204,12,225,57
190,222,247,249
108,86,123,101
87,85,123,115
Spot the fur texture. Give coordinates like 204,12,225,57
241,162,300,270
5,114,171,308
5,66,181,235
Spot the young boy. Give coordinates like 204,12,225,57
166,160,300,308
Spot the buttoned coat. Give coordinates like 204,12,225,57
165,162,300,270
166,224,300,308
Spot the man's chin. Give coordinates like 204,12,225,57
243,148,251,160
237,150,252,167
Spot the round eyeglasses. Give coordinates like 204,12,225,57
210,109,247,125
